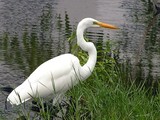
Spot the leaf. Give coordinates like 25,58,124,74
68,31,76,43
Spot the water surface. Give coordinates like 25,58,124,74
0,0,160,119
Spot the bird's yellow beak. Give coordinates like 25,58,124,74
95,21,119,29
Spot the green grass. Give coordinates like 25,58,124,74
63,54,160,120
64,40,160,120
65,71,160,120
8,40,160,120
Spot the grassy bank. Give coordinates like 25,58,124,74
65,66,160,120
63,42,160,119
23,40,160,120
2,40,159,120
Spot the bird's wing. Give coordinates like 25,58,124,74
7,54,80,105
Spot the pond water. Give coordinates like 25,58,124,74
0,0,160,119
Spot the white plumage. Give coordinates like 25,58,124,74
7,18,118,105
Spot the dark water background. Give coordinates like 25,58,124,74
0,0,160,119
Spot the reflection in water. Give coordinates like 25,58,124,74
120,0,160,93
1,4,54,76
139,15,160,94
0,0,160,118
0,1,107,119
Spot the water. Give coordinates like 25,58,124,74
0,0,160,119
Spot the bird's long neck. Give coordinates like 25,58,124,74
76,25,97,80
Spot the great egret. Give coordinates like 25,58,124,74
7,18,118,105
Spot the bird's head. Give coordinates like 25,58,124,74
78,18,119,30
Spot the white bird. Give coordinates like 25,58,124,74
7,18,118,105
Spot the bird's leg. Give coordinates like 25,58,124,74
52,93,65,106
59,96,77,119
63,96,73,117
31,98,62,119
4,97,13,111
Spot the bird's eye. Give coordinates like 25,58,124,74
93,21,97,25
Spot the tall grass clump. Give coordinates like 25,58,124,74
64,38,160,120
16,37,160,120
